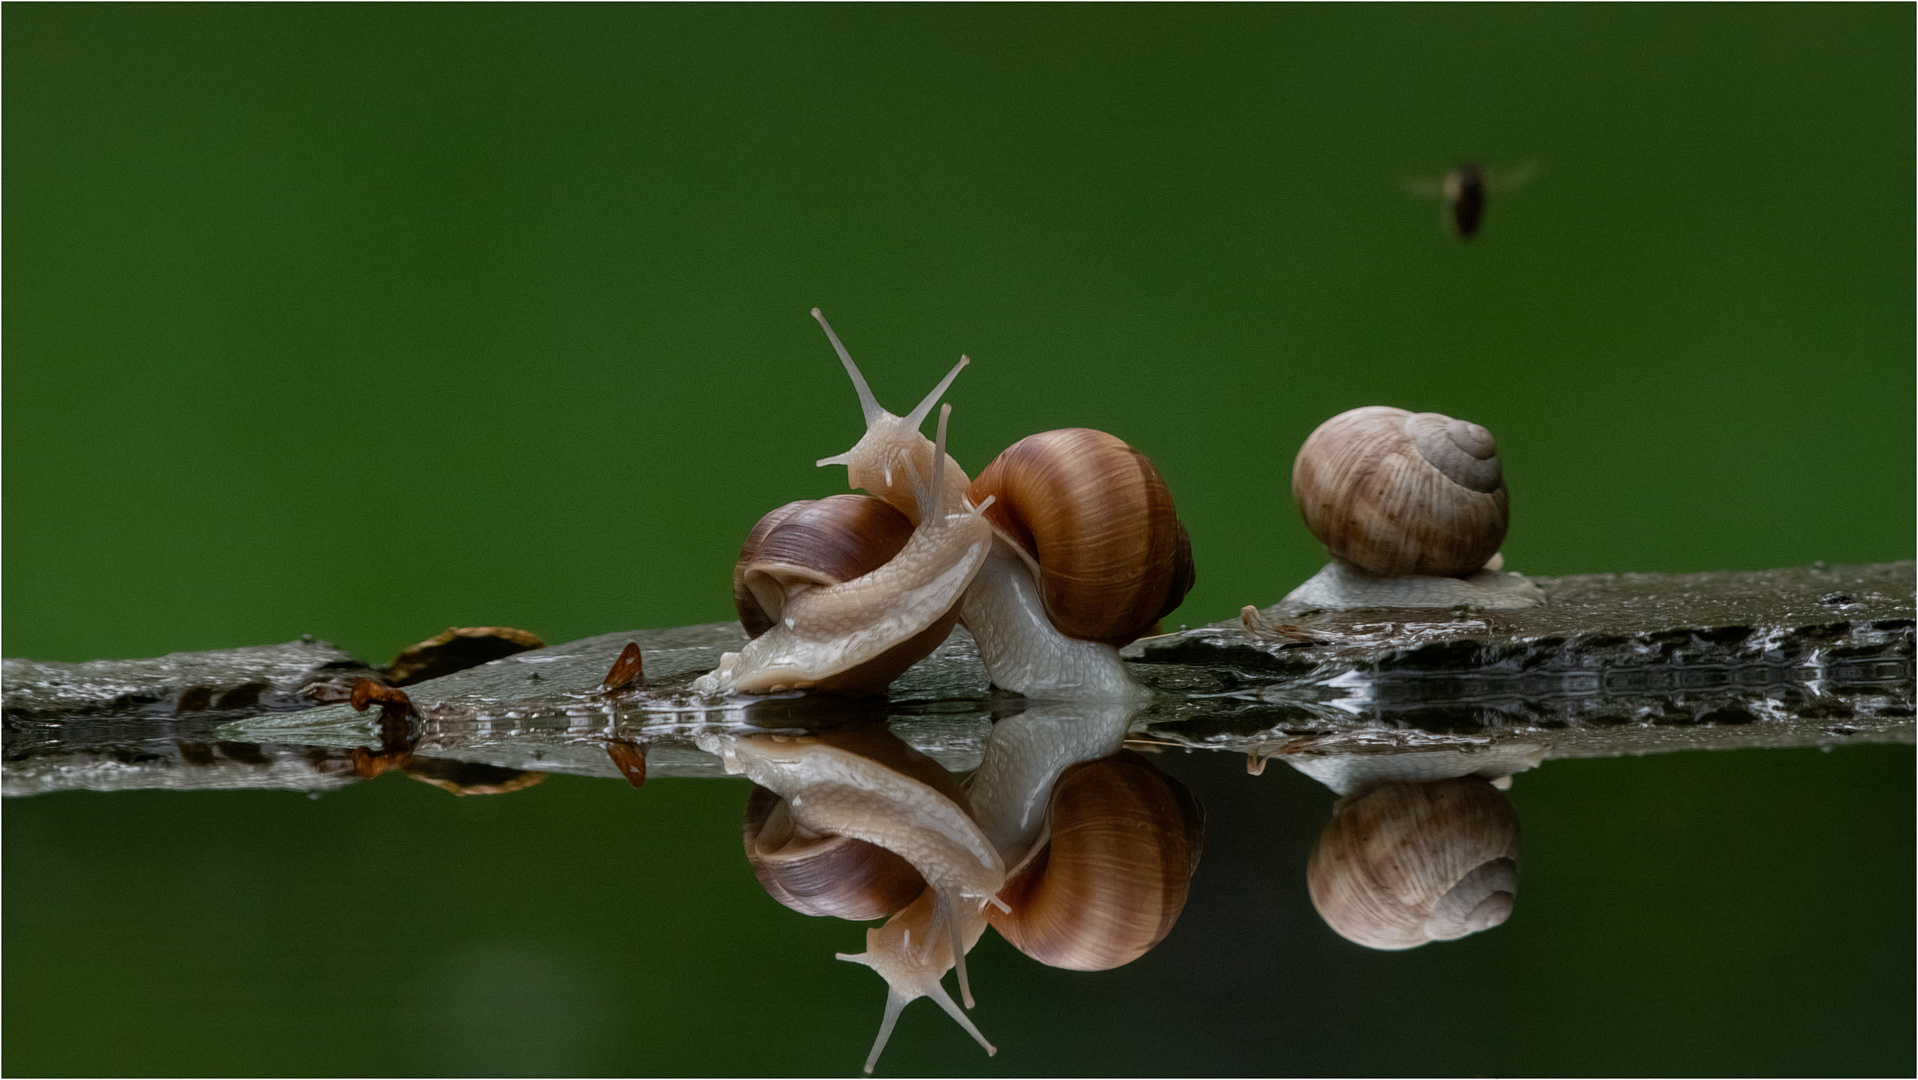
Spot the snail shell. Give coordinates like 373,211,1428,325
987,749,1205,970
1292,406,1508,578
733,495,915,638
967,428,1195,647
1306,776,1519,950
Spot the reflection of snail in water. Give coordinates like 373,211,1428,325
711,703,1204,1074
702,725,1003,1070
698,310,1193,701
1269,406,1543,612
1306,776,1519,950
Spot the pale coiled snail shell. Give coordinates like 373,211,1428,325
1292,406,1508,578
1306,776,1519,950
986,749,1205,970
967,428,1195,647
732,494,915,638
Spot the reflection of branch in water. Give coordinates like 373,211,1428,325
333,680,550,795
603,740,647,787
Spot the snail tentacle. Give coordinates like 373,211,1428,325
837,887,997,1074
811,310,972,525
811,306,883,427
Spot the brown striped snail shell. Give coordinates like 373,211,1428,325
738,725,972,923
732,494,915,638
1292,406,1508,578
966,428,1196,647
986,749,1204,970
1306,776,1519,950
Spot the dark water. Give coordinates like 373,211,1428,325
4,6,1913,1076
4,741,1911,1076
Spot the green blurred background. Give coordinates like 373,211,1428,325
4,5,1912,1076
5,4,1911,666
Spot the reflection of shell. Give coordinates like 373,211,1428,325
735,726,971,922
1292,406,1508,578
967,429,1195,646
743,784,925,920
987,750,1204,970
1307,777,1519,950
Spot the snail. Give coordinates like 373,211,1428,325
1306,775,1520,950
691,335,997,695
698,726,1005,1073
966,703,1204,971
960,429,1195,699
806,309,1195,700
1273,405,1543,612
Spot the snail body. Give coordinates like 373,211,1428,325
809,308,973,526
1307,776,1520,950
963,701,1136,863
838,886,995,1073
705,731,1005,925
732,495,915,639
1283,744,1545,796
1280,405,1541,611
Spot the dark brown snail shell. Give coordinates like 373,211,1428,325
743,784,926,920
732,494,916,638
